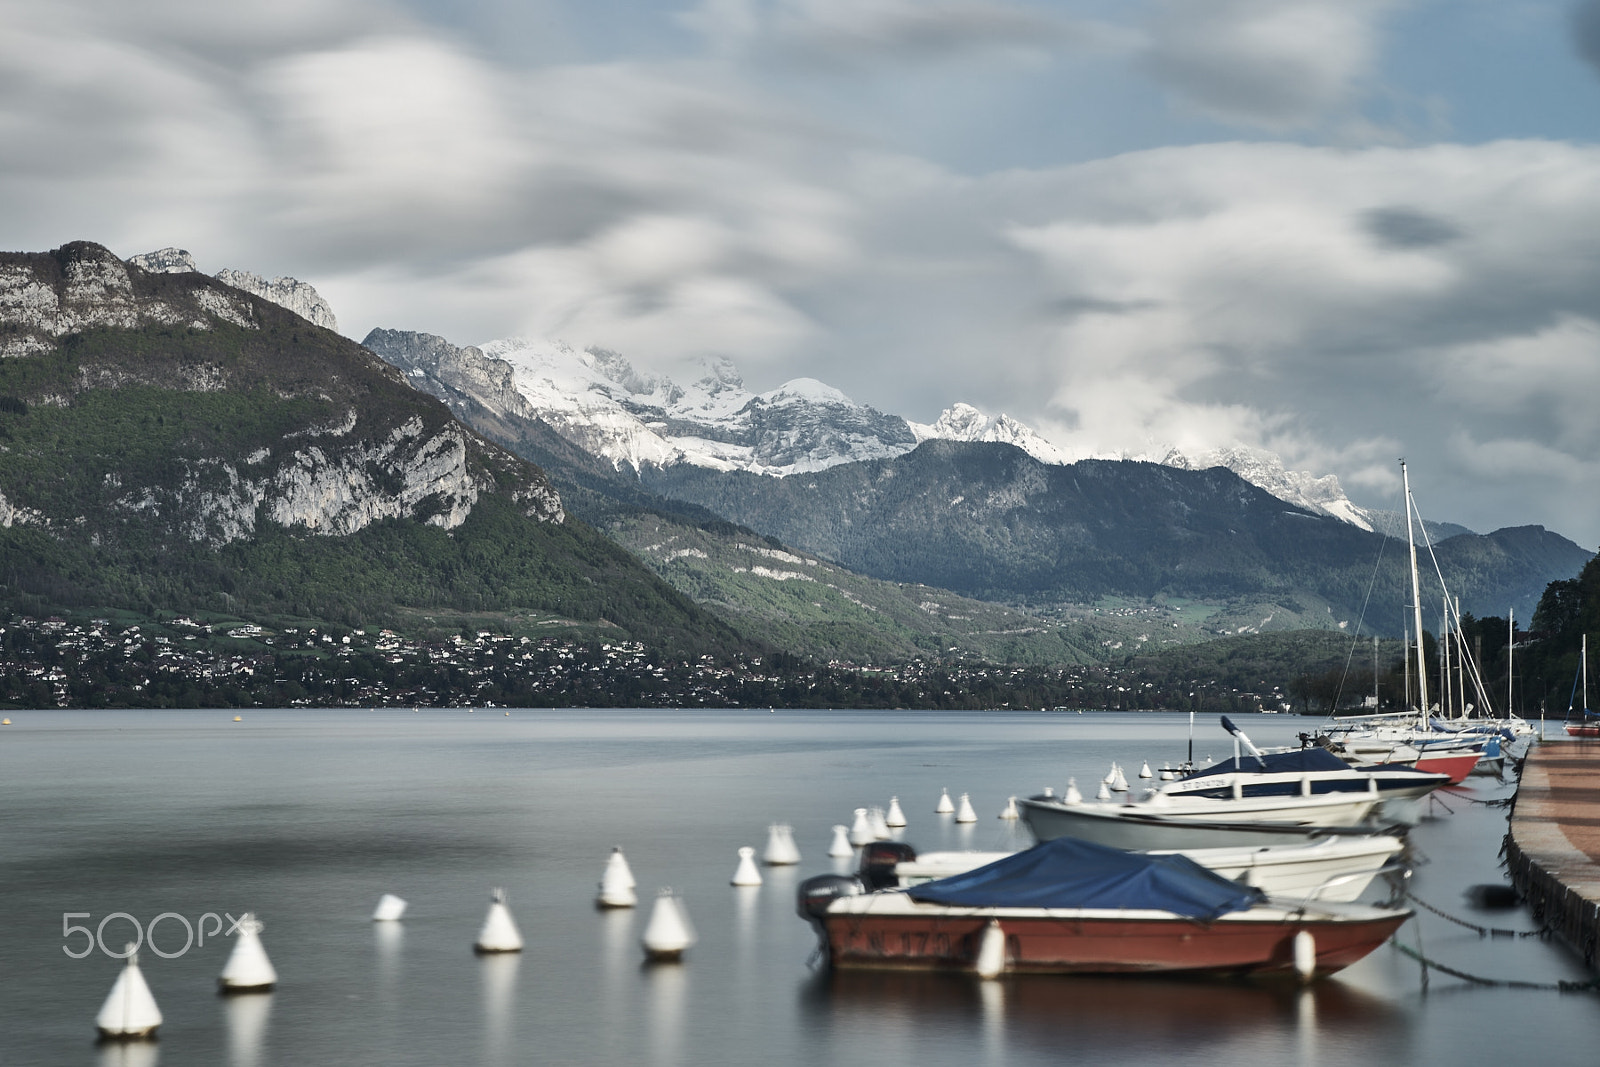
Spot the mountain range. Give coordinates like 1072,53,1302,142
0,241,1588,689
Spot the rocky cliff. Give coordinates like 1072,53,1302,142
128,246,340,333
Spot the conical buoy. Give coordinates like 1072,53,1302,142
96,947,162,1039
936,789,955,814
596,847,638,908
731,846,763,886
1103,763,1117,786
372,893,408,921
474,888,523,953
218,914,277,993
848,808,875,846
1293,930,1317,982
974,920,1006,979
1112,764,1129,792
955,793,977,823
827,824,854,858
762,823,801,865
885,796,907,827
1042,786,1054,797
1064,778,1083,805
1139,761,1153,779
1096,780,1112,802
869,807,892,840
641,891,695,961
998,796,1019,820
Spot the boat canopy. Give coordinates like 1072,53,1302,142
906,837,1264,920
1183,747,1351,780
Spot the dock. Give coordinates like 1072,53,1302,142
1506,739,1600,972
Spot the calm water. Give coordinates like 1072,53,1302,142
3,710,1597,1067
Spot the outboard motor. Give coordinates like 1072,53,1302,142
858,841,917,890
796,874,866,947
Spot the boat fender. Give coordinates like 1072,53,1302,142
858,841,917,890
1292,930,1317,982
975,920,1007,979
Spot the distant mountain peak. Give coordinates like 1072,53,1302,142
910,403,1069,466
126,248,339,333
1154,445,1372,529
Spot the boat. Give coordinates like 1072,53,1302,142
1564,635,1597,738
1161,717,1453,802
1018,794,1389,850
864,834,1405,904
797,837,1411,978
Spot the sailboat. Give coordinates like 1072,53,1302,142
1563,634,1597,738
1316,461,1509,773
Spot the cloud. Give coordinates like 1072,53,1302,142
1142,0,1398,131
1574,0,1600,77
681,0,1083,64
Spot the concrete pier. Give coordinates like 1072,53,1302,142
1506,740,1600,972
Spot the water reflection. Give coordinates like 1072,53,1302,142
641,958,687,1067
97,1041,159,1067
802,969,1407,1062
224,991,271,1067
373,921,403,989
479,952,519,1067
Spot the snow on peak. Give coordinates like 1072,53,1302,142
1158,445,1372,530
469,339,915,476
910,403,1070,466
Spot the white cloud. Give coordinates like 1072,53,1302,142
1142,0,1398,131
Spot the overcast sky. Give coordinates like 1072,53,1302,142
5,0,1600,548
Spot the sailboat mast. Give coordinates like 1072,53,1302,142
1441,597,1453,719
1456,596,1466,717
1507,609,1514,720
1402,461,1429,717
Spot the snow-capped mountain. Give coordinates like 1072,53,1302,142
364,329,1379,529
909,403,1069,466
366,333,918,477
1157,446,1373,529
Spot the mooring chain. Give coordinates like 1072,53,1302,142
1388,938,1600,992
1404,890,1544,938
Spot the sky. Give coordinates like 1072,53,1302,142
3,0,1600,547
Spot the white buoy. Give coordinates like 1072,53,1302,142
1293,930,1317,982
974,920,1007,979
998,796,1019,820
762,823,801,865
1064,778,1083,805
828,824,854,857
474,888,524,954
1042,786,1054,797
1096,780,1112,802
869,806,892,840
1103,763,1117,786
641,891,696,961
1158,767,1176,781
597,847,638,908
731,846,763,886
936,789,955,814
372,893,408,921
218,913,277,993
1111,763,1129,792
848,808,875,846
955,793,978,823
96,947,162,1039
885,796,907,827
1139,761,1154,779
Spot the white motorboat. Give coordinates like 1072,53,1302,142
1017,791,1385,850
872,834,1403,904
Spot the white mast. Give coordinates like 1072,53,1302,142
1507,609,1514,720
1402,461,1429,719
1441,597,1453,719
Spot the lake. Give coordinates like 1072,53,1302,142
3,709,1597,1066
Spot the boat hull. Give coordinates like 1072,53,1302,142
1564,724,1600,738
820,901,1409,978
1019,797,1382,851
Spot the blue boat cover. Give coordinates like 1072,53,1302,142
1183,747,1350,779
906,837,1265,920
